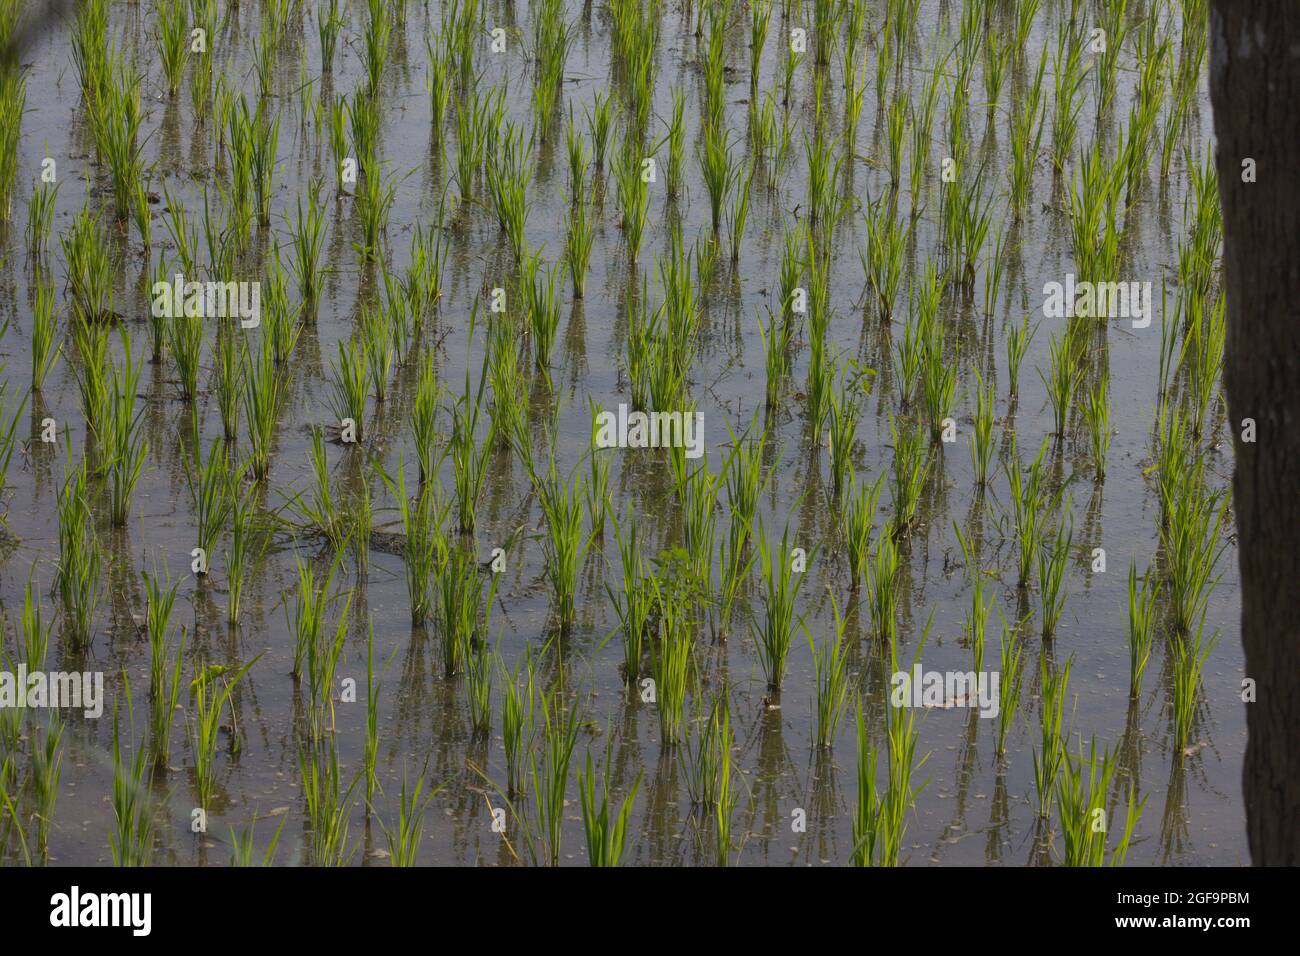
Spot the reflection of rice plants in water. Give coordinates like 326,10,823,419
0,0,1246,869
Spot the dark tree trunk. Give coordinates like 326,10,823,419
1208,1,1300,865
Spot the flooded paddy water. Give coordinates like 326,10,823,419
0,0,1244,867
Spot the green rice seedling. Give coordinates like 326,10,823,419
110,681,155,866
330,338,368,444
564,195,595,299
405,217,448,325
30,717,62,857
649,575,693,746
381,458,445,625
354,165,397,263
435,539,497,679
862,198,909,320
970,372,995,486
1005,313,1036,400
713,701,738,867
161,185,197,277
184,440,233,572
410,353,441,483
1160,467,1228,639
359,304,393,404
809,595,852,750
722,420,767,556
55,462,100,650
888,416,929,539
1084,369,1111,479
885,96,908,188
664,85,686,200
1032,654,1071,819
465,630,494,735
727,165,755,263
93,58,147,225
534,451,590,634
288,555,334,683
1006,436,1054,588
716,507,757,642
682,689,729,809
1127,560,1160,699
155,0,188,97
852,702,881,866
804,341,834,447
500,649,536,797
968,572,990,674
751,520,808,691
426,60,453,166
698,124,735,236
1038,514,1072,639
1009,49,1047,218
523,249,564,371
360,2,391,95
211,327,242,440
487,323,529,457
299,740,359,866
131,174,153,250
305,592,350,742
105,330,148,526
527,689,581,866
487,122,533,263
920,325,957,443
1056,738,1144,865
0,70,24,220
1014,0,1041,54
146,621,184,780
30,269,60,392
190,654,259,808
382,773,442,866
25,178,58,254
21,577,49,674
1171,619,1216,749
228,814,286,867
842,61,867,158
578,749,641,867
826,374,860,501
1184,296,1226,439
995,612,1024,756
61,206,113,325
450,361,494,534
70,321,110,446
585,91,616,174
244,336,284,480
609,511,652,680
1041,325,1085,440
1049,24,1086,173
844,473,882,591
225,470,265,624
168,310,203,405
289,178,327,305
982,30,1008,119
299,427,349,548
327,96,349,194
565,110,589,206
0,753,29,864
757,306,792,410
613,139,649,260
532,0,573,131
873,617,932,866
319,0,342,73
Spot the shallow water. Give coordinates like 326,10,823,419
0,0,1243,866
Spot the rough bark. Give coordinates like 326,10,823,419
1208,0,1300,866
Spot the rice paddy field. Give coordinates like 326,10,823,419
0,0,1242,868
